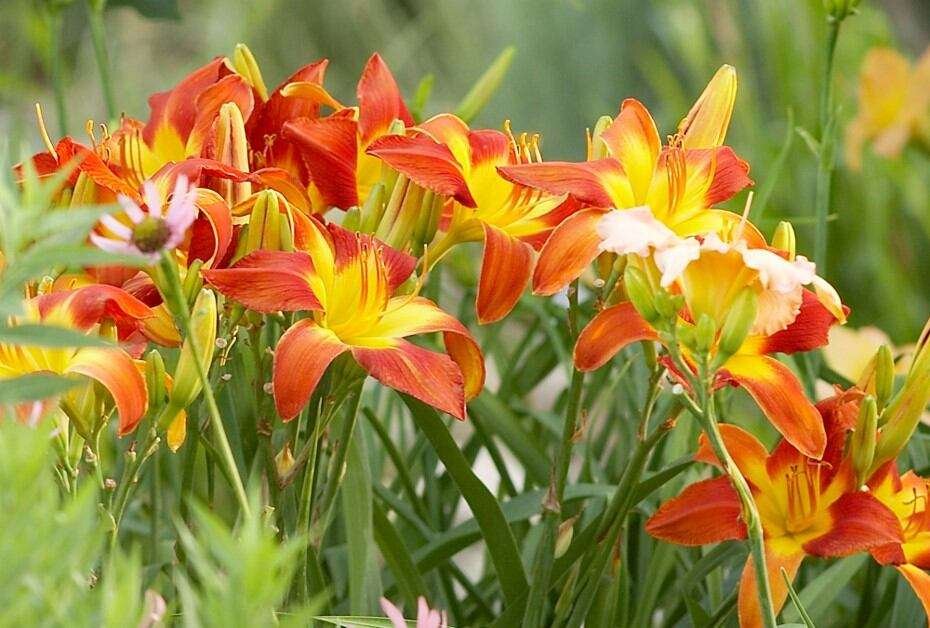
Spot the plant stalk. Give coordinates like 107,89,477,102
85,0,117,120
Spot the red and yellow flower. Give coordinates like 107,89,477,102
646,391,902,627
204,221,484,419
496,65,752,295
367,114,577,323
1,285,155,435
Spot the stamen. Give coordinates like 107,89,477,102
732,191,754,243
34,103,58,160
85,120,99,149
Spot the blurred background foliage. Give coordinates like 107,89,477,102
2,0,930,341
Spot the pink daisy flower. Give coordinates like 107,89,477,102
91,176,198,262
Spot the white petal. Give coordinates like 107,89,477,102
90,232,133,255
117,195,145,223
596,206,680,257
654,237,701,287
144,180,163,218
740,248,815,293
99,214,132,239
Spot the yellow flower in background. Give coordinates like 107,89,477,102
846,46,930,170
823,325,911,384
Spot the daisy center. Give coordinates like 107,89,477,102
131,216,171,253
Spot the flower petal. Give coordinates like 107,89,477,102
185,74,255,157
366,134,475,207
756,289,840,355
532,207,608,296
599,99,660,202
352,340,467,419
203,250,321,313
803,491,902,556
498,159,634,208
694,423,773,492
645,476,747,545
738,542,804,628
326,223,416,292
897,564,930,627
573,302,657,372
67,347,148,435
357,53,414,144
677,65,737,149
283,117,360,210
273,320,347,420
721,354,826,459
476,224,533,324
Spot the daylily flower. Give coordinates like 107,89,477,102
869,463,930,624
380,596,448,628
497,65,752,295
91,176,198,261
1,285,153,435
282,53,414,212
575,207,845,457
203,221,484,419
367,114,577,323
646,393,902,628
846,46,930,170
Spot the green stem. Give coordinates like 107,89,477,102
696,375,776,628
522,281,585,628
85,0,117,120
160,255,251,518
813,17,842,273
110,429,159,547
40,5,68,136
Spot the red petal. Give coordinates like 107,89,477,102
357,53,413,144
283,117,360,209
532,207,607,295
186,74,255,157
599,99,660,201
55,138,141,201
476,224,533,324
757,289,840,355
352,341,467,419
704,146,753,206
803,491,903,556
498,159,627,208
38,284,152,332
272,320,346,420
366,134,475,207
248,59,330,141
574,302,657,371
694,423,773,491
468,130,512,169
722,355,826,459
186,188,234,268
203,250,321,313
67,347,148,435
738,544,804,628
645,476,747,545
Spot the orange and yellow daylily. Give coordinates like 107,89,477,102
646,391,902,628
204,221,484,419
575,210,846,457
846,46,930,170
282,53,414,212
496,65,752,295
367,114,577,323
1,285,153,435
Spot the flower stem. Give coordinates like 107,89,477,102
85,0,117,121
813,17,842,273
522,281,586,628
160,256,251,519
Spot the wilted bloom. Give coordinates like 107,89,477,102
497,65,752,295
576,208,845,457
91,176,198,261
380,596,448,628
647,393,901,628
368,114,576,323
846,46,930,170
0,285,152,435
204,221,484,419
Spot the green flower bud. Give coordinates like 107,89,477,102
714,288,757,367
771,221,796,259
232,43,268,101
874,345,895,412
693,313,717,355
653,291,683,321
182,259,205,308
851,395,877,486
144,349,168,416
624,265,659,323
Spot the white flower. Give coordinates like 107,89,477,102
380,596,448,628
90,176,199,262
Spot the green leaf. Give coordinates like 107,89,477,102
0,373,79,405
342,426,380,614
631,457,693,503
107,0,181,19
372,501,428,609
403,396,528,604
782,567,815,628
781,554,868,624
468,394,549,486
0,324,112,348
315,617,417,628
454,46,516,123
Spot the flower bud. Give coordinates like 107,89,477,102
240,191,295,255
275,444,296,479
851,395,877,486
624,265,660,324
182,259,205,308
871,321,930,474
232,43,268,101
873,345,895,412
653,291,684,321
714,287,757,367
144,349,168,415
158,289,217,431
692,313,717,355
589,115,614,160
823,0,860,20
554,516,577,559
213,102,252,205
771,221,796,260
